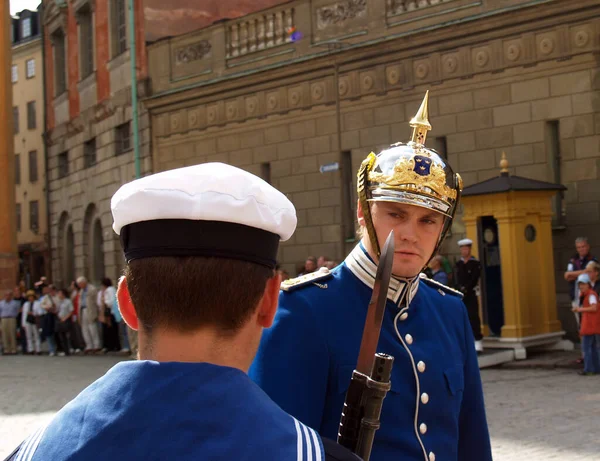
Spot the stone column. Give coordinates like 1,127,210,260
0,0,19,290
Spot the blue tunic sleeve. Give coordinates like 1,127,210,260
458,303,493,461
250,290,330,431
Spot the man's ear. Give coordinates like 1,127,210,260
257,273,282,329
357,199,366,227
117,276,139,331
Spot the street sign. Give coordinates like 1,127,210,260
319,162,339,174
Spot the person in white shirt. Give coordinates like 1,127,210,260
21,290,43,354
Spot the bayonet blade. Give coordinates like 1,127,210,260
355,231,395,376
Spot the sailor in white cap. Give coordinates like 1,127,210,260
455,238,483,352
8,163,359,461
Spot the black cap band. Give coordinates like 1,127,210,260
120,219,280,269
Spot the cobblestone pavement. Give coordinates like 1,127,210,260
1,356,599,459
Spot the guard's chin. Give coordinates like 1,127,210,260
391,266,420,280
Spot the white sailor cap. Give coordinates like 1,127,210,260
111,163,297,268
458,238,473,247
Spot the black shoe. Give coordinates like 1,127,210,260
577,371,596,376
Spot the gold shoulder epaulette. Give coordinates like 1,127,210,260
281,267,333,292
419,273,463,299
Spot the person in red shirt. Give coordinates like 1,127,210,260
572,273,600,376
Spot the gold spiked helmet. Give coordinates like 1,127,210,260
357,91,463,258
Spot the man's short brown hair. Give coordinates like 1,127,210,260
125,256,274,335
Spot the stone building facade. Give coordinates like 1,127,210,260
42,0,151,287
11,9,49,287
145,0,600,333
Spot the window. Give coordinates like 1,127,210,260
27,101,36,130
260,163,271,185
431,136,448,159
52,30,67,95
22,18,31,38
16,204,21,232
58,151,69,178
112,0,127,57
115,122,131,155
29,200,39,233
11,65,17,83
79,7,94,79
546,121,564,227
15,154,20,185
13,106,19,134
26,59,35,78
29,150,38,183
84,138,96,168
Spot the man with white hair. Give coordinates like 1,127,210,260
76,276,100,353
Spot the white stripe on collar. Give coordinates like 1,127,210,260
345,243,419,305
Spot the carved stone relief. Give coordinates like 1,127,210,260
188,108,201,129
472,46,491,70
207,104,219,124
226,100,239,120
442,53,459,76
311,81,326,102
288,87,303,107
245,95,259,116
338,76,351,96
175,41,212,65
504,40,523,63
316,0,367,30
571,25,593,50
266,92,280,111
414,60,430,80
386,65,402,85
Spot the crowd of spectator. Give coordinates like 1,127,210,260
0,276,137,358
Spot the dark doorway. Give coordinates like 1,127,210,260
478,216,504,336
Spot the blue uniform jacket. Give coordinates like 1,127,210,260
250,244,492,461
15,361,324,461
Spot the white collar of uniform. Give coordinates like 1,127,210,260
344,243,419,305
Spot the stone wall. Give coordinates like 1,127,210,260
46,86,152,288
146,0,600,333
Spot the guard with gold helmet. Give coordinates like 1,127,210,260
250,92,493,461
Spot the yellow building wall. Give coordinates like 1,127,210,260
12,37,46,248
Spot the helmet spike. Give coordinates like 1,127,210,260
409,91,432,145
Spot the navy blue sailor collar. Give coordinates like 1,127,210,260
344,243,419,306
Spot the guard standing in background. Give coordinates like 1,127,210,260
455,238,483,352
